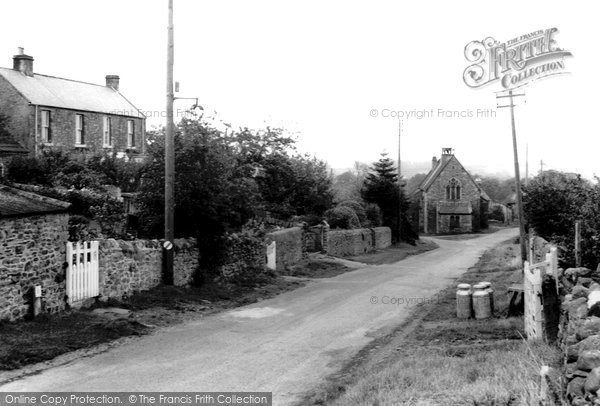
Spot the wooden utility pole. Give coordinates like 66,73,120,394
525,143,529,186
164,0,175,284
497,90,527,267
397,119,403,242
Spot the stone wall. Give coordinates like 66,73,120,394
266,227,303,274
218,234,267,283
372,227,392,250
303,224,328,253
558,265,600,404
99,237,198,300
528,234,600,404
0,213,69,321
327,228,374,257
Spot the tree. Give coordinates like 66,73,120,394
135,117,334,278
523,170,594,266
361,153,416,243
476,176,514,202
136,122,262,240
332,162,369,203
405,173,427,195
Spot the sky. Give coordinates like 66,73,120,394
0,0,596,179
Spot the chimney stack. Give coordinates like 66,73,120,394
431,156,438,169
13,47,34,76
105,75,120,91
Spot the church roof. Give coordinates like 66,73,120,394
416,151,490,201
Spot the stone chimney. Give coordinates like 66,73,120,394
105,75,120,91
431,156,438,169
13,47,34,76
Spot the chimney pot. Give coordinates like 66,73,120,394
13,48,34,76
105,75,120,91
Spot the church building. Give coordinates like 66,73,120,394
414,148,490,234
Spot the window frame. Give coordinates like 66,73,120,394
75,114,85,145
127,120,135,148
446,178,461,200
103,116,112,147
41,110,51,143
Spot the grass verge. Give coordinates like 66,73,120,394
302,238,562,406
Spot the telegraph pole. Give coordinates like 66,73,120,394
497,90,527,267
164,0,175,284
397,119,404,243
525,143,529,186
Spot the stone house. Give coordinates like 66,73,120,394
414,148,490,234
0,185,70,320
0,48,146,165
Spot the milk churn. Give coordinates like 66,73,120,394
456,283,472,319
479,281,494,314
473,283,492,319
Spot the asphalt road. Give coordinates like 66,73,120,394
1,228,517,405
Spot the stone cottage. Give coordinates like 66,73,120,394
0,185,70,320
414,148,490,234
0,47,146,164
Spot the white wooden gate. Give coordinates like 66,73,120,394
66,241,99,305
524,247,558,340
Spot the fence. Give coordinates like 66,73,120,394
524,247,558,340
66,241,100,305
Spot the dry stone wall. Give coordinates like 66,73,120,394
0,213,69,321
372,227,392,250
559,265,600,404
327,229,374,257
99,237,198,300
266,227,303,274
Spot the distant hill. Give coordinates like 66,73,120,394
332,161,514,181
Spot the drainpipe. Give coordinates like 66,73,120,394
34,104,39,156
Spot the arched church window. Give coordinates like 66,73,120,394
446,178,461,200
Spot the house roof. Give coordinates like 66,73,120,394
0,185,70,218
438,201,472,214
0,67,144,118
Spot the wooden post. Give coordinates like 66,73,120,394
496,90,527,268
164,0,175,284
528,231,534,263
575,220,582,267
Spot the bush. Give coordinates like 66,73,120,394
6,156,50,185
337,200,367,226
68,215,99,242
365,203,383,227
523,171,598,267
6,150,142,192
324,206,361,229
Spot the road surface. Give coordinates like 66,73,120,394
1,228,517,405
